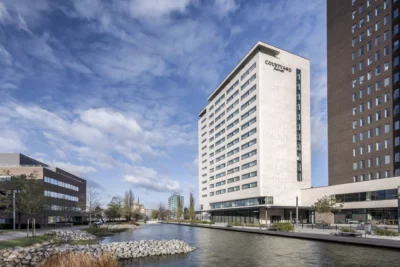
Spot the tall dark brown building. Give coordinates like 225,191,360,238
328,0,400,185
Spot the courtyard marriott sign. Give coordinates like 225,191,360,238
265,60,292,73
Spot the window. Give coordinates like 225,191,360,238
353,107,357,115
360,160,365,169
353,24,357,33
385,139,390,149
376,50,380,61
376,96,381,106
352,10,356,19
353,93,357,102
360,131,365,140
395,40,400,51
375,36,381,46
367,100,371,110
395,72,400,83
375,21,380,31
396,153,400,162
360,61,364,70
241,160,257,170
376,156,382,166
368,56,373,65
385,107,390,118
353,176,358,182
242,171,257,180
352,65,356,74
368,158,373,167
353,51,357,60
242,182,257,190
367,27,372,36
376,66,381,76
395,8,399,19
368,128,373,138
353,80,357,88
368,144,372,153
367,11,372,21
384,15,389,25
376,5,380,16
376,81,381,91
360,117,365,126
385,77,390,87
360,18,365,28
395,89,400,99
384,0,389,9
360,75,364,84
396,105,400,115
367,41,372,51
368,71,372,80
376,126,381,136
353,162,358,170
384,30,389,41
395,25,399,35
368,114,373,124
353,148,357,157
384,46,390,56
353,121,357,129
384,61,390,71
360,89,364,98
360,146,364,155
385,124,391,133
396,57,400,67
359,3,364,13
385,170,390,178
367,85,372,94
385,155,391,164
369,173,374,180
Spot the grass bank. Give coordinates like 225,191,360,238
0,236,54,250
82,227,129,237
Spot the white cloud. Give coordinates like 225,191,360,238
214,0,238,17
0,136,26,152
123,166,180,192
129,0,191,19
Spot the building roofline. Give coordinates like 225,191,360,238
204,41,309,105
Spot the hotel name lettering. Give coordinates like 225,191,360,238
265,60,292,73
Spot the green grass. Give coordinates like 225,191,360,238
340,227,357,233
0,235,54,250
271,222,294,232
82,227,129,237
375,228,400,236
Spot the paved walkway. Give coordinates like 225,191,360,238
165,222,400,249
0,225,89,241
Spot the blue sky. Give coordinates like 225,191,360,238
0,0,327,209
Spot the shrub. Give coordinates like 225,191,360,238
41,251,118,267
271,222,294,232
340,227,357,233
375,228,400,236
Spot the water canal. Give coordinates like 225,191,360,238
102,224,400,267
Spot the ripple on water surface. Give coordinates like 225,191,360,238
101,224,400,267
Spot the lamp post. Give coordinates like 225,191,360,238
13,190,15,231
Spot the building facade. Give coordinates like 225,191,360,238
328,0,400,185
0,153,86,226
168,193,184,217
198,41,311,224
302,177,400,224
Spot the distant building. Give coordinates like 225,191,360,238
0,153,86,226
168,193,184,218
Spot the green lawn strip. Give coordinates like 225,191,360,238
0,236,54,250
82,227,129,237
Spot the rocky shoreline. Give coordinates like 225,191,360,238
0,230,195,267
98,223,141,230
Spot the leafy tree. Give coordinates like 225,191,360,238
151,210,158,220
312,195,343,213
183,207,189,220
176,196,183,221
123,190,134,221
188,192,195,221
1,172,48,229
105,196,123,221
94,205,103,220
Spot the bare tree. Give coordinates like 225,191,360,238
123,190,134,221
158,203,166,220
78,185,100,225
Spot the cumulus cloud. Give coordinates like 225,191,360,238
129,0,191,20
122,166,180,193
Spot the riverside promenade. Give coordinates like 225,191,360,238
164,222,400,250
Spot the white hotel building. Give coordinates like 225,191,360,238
198,41,312,224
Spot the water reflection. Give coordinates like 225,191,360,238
101,224,400,267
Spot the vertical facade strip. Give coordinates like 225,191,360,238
296,69,303,181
